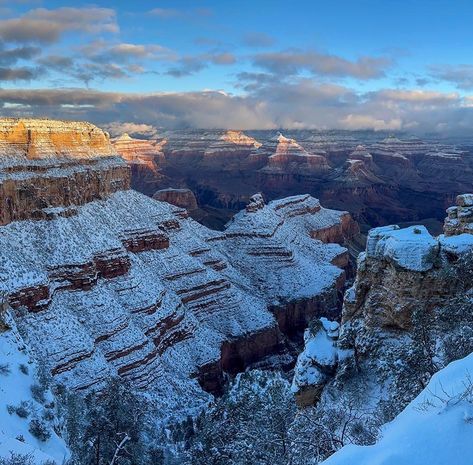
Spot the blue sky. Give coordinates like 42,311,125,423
1,0,473,132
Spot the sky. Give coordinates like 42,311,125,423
2,0,473,134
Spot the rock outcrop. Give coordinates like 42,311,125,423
0,119,129,226
0,118,359,417
262,133,330,174
118,129,473,234
112,133,166,194
0,118,116,159
153,188,198,211
292,197,473,416
444,193,473,236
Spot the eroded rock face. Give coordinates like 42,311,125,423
262,133,331,174
120,129,473,234
444,193,473,236
293,197,473,419
0,119,129,225
0,118,116,159
0,119,358,417
153,188,198,210
1,191,353,414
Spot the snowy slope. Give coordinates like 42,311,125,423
323,352,473,465
0,314,69,464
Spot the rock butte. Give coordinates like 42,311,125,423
0,118,128,225
0,118,359,416
153,188,198,211
113,129,473,233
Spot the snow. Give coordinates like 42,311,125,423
291,318,338,393
366,225,438,271
323,351,473,465
0,188,349,417
439,233,473,255
457,194,473,207
0,315,69,464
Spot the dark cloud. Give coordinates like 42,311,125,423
235,71,284,92
0,7,118,43
0,66,41,80
252,50,392,79
0,43,41,65
243,32,275,48
37,54,74,70
166,56,208,77
416,77,430,87
0,84,472,134
430,64,473,90
166,52,236,77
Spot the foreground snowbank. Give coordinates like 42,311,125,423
323,351,473,465
0,314,69,464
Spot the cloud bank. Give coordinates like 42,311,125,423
2,83,473,134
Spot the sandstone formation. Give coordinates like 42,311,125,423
153,188,198,211
0,119,129,225
0,118,359,417
112,133,166,194
113,133,166,166
0,118,116,159
292,198,473,413
118,129,473,234
262,133,330,174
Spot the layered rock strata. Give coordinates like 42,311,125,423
0,119,128,225
153,188,198,211
119,129,473,234
444,193,473,236
292,198,473,414
0,119,358,417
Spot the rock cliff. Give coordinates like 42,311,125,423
117,129,473,234
0,119,129,225
0,118,116,160
292,197,473,415
0,119,358,417
153,188,198,211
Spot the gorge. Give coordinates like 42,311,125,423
0,118,472,465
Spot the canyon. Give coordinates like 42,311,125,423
1,118,472,465
0,118,358,418
290,193,473,462
113,130,473,234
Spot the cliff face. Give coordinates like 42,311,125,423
0,119,358,417
0,118,116,159
118,129,473,233
153,188,198,210
292,196,473,415
0,119,129,225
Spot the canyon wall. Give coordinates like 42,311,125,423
0,119,358,417
292,194,473,413
0,119,129,225
113,129,473,233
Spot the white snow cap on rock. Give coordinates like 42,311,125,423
366,225,439,271
291,318,339,393
456,193,473,207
